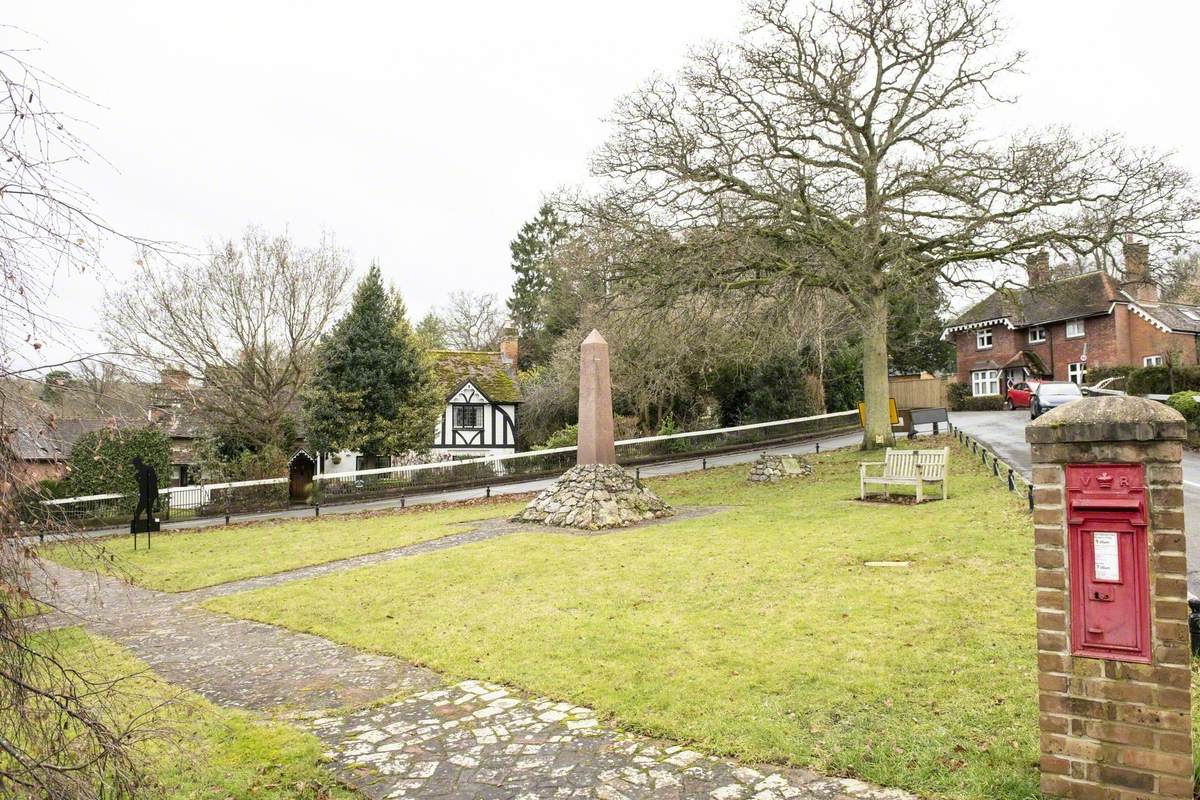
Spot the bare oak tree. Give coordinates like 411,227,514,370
104,228,351,451
438,290,506,351
589,0,1199,447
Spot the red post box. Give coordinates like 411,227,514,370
1065,464,1151,662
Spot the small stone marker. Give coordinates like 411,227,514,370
1027,396,1193,799
747,453,812,483
514,330,672,530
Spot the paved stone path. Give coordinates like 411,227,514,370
35,515,915,800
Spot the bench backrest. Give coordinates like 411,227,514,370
910,407,950,426
883,447,949,480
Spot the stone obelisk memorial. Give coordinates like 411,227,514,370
514,329,672,530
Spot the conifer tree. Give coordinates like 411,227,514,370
507,203,571,367
303,264,441,462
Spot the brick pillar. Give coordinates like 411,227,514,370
1027,396,1193,799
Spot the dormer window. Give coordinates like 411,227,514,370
976,329,993,350
1065,319,1085,338
1028,326,1046,344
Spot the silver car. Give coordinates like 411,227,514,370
1030,381,1083,420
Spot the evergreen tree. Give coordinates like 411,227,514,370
302,264,441,462
413,312,448,349
507,203,571,368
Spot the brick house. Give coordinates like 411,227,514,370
942,241,1200,396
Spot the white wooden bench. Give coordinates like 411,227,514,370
859,447,949,503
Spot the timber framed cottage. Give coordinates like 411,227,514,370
942,240,1200,396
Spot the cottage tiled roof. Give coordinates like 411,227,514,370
429,351,521,403
947,272,1123,330
1129,301,1200,335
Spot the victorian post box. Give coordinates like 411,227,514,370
1064,464,1151,662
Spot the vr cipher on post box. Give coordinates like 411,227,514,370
1065,464,1151,662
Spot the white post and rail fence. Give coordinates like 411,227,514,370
32,409,863,532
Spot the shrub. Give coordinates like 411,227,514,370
1126,366,1171,396
66,426,172,498
1085,366,1135,385
534,424,578,451
947,382,973,411
1167,391,1200,426
958,395,1005,411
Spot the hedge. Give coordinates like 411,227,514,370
947,382,972,411
65,426,171,500
957,395,1006,411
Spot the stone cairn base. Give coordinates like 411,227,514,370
747,453,813,483
513,463,673,530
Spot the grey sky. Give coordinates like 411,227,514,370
7,1,1200,369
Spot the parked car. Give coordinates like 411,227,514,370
1030,381,1083,420
1004,380,1041,410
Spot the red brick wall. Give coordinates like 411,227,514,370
952,309,1200,386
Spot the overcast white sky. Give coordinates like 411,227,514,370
7,1,1200,369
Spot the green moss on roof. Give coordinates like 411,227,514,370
429,350,521,403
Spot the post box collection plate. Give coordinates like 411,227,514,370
1064,464,1151,663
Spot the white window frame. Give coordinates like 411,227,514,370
1065,319,1085,339
1143,355,1164,367
1068,362,1086,384
971,369,1000,396
975,329,993,350
1027,326,1046,344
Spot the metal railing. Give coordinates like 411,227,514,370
954,428,1034,511
37,409,859,530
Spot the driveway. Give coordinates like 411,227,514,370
951,409,1200,593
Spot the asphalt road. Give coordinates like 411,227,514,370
47,429,865,542
950,409,1200,593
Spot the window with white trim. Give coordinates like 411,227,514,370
975,329,993,350
1027,326,1046,344
1144,355,1164,367
1068,362,1086,384
971,369,1000,396
1065,319,1085,338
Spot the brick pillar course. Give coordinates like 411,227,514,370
1027,396,1193,799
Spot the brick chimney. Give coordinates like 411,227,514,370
499,323,518,376
1122,236,1159,303
159,368,191,391
1025,250,1050,286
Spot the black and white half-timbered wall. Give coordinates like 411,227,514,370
432,379,518,457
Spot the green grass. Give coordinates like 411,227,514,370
203,440,1052,799
47,499,524,592
33,627,354,799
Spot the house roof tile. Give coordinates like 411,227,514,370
429,351,521,403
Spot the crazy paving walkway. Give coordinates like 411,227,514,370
36,518,914,800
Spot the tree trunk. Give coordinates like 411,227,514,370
860,291,894,450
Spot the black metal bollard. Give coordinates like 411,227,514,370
400,496,406,509
702,457,707,470
1189,594,1200,655
1007,468,1015,491
816,442,821,453
315,504,320,518
992,459,999,476
486,486,491,498
1027,484,1034,512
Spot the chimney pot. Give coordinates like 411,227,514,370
1025,251,1050,286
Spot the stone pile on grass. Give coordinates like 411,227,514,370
513,464,673,530
747,453,812,483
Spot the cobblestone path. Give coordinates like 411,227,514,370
35,517,915,800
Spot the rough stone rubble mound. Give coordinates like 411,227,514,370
747,453,813,483
513,463,673,530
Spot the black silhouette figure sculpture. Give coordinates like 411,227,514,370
130,456,160,538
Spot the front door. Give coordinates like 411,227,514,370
289,453,316,502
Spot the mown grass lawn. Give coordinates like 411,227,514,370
202,439,1056,799
47,499,525,592
31,627,353,799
